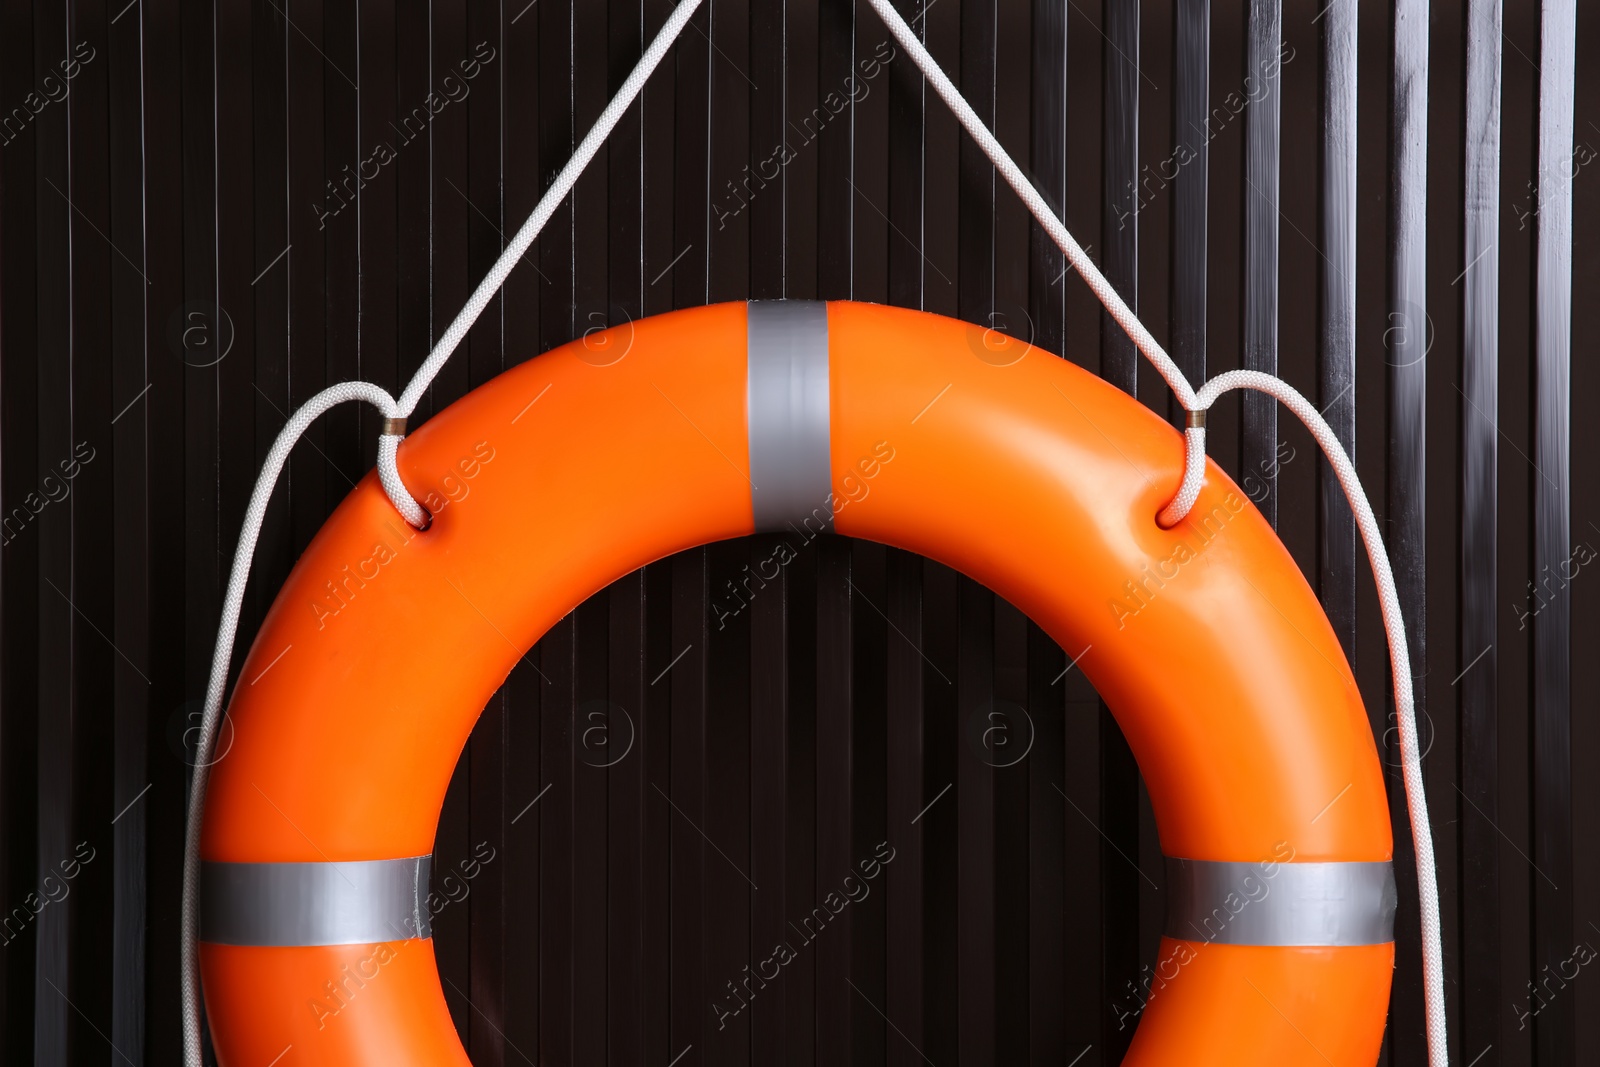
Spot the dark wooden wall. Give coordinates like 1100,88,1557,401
0,0,1596,1064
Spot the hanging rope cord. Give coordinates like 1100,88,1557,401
856,4,1448,1064
182,0,1445,1064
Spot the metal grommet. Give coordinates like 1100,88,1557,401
1185,409,1207,430
382,416,408,436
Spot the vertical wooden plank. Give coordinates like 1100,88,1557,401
883,546,924,1067
538,615,576,1064
108,0,155,1054
886,0,925,313
704,560,751,1067
0,0,41,1057
814,532,854,1066
504,659,545,1066
32,0,81,1059
1100,0,1138,396
748,533,788,1067
706,0,750,306
1170,0,1207,401
356,0,399,461
63,0,118,1060
1024,622,1065,1067
1487,4,1534,1064
955,577,995,1067
574,596,611,1066
705,0,752,1060
141,0,191,1054
1387,0,1429,1059
1423,1,1462,1052
641,0,677,322
608,566,647,1067
393,0,433,433
642,562,674,1066
782,0,820,302
920,0,961,320
217,0,260,708
574,0,612,347
991,600,1028,1067
1031,0,1069,359
323,3,362,486
748,0,784,301
1458,1,1501,1063
1269,1,1314,565
667,551,708,1062
783,532,818,1067
1241,0,1279,526
815,0,853,304
919,563,959,1065
247,0,289,621
1318,0,1357,660
1099,0,1140,1060
430,0,473,418
503,0,543,370
851,2,892,306
849,542,888,1066
1531,1,1575,1063
670,0,711,317
282,0,327,558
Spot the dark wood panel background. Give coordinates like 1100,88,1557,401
0,0,1596,1064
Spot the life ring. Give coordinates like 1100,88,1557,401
199,300,1395,1065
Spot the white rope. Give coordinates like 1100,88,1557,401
863,2,1448,1063
180,383,405,1066
179,5,703,1064
1194,373,1447,1064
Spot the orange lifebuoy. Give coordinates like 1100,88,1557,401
199,301,1394,1065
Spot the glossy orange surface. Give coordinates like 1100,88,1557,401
201,301,1391,1065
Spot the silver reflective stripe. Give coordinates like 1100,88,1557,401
1165,857,1396,946
200,856,432,946
746,300,833,533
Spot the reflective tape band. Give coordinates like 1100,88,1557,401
200,856,432,947
1164,857,1396,947
746,300,833,533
